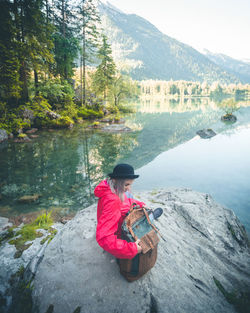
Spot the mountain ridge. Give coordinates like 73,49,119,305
204,50,250,83
98,1,248,84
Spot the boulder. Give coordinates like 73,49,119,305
26,128,38,134
221,114,237,123
196,129,216,139
46,111,61,120
0,129,8,143
0,220,64,313
21,108,35,121
0,217,13,236
31,188,250,313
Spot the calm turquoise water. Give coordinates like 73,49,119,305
0,98,250,232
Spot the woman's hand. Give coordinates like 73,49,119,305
135,239,142,254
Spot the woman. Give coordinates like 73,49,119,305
94,164,144,259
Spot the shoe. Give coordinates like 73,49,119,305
153,208,163,220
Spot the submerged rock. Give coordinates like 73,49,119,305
13,136,32,143
18,194,41,203
31,188,250,313
196,128,216,139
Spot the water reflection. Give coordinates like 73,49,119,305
139,96,250,113
0,97,250,227
0,127,140,216
133,125,250,233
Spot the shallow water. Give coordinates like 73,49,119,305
0,97,249,232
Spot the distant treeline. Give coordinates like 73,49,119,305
139,80,250,99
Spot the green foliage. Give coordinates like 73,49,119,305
16,265,25,278
91,35,116,100
218,98,240,115
29,96,52,113
105,104,119,114
40,228,58,245
8,211,54,258
78,107,104,119
0,2,21,102
53,34,79,80
17,133,27,139
51,116,74,128
34,211,53,229
108,75,140,106
0,101,32,134
36,79,75,110
169,84,180,95
0,226,16,246
117,104,136,113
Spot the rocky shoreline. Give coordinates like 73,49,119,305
0,117,132,145
1,188,250,313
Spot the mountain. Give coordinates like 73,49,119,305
98,1,241,84
204,50,250,83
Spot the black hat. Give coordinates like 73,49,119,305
108,164,139,179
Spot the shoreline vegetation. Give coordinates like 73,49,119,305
1,77,250,141
1,1,250,140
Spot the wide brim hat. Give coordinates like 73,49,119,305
108,163,139,179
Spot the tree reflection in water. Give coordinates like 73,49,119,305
1,97,250,218
0,126,140,217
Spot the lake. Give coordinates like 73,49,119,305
0,97,250,233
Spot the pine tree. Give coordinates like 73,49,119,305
77,0,100,106
92,35,116,101
53,0,79,80
9,0,54,102
0,0,21,105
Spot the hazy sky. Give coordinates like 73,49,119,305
102,0,250,61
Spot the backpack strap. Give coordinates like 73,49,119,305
127,225,138,241
142,206,166,242
127,204,166,242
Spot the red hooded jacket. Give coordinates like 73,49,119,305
94,180,145,259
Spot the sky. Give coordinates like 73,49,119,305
102,0,250,61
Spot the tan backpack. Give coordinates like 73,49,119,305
119,205,161,282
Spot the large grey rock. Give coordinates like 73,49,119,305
0,217,12,235
196,129,216,139
32,188,250,313
0,129,8,143
0,222,64,313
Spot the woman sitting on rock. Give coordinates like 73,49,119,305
94,163,162,259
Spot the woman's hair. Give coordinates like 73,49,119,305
107,177,126,202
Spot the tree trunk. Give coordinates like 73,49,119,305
82,12,86,106
80,54,83,106
34,70,39,94
20,62,29,102
19,2,28,102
